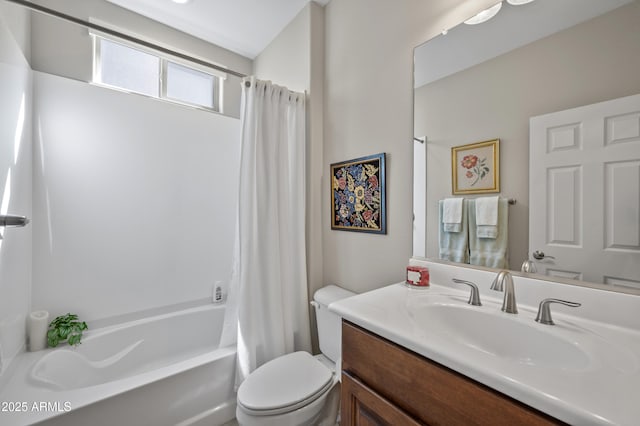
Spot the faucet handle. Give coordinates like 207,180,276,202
452,279,482,306
535,298,581,325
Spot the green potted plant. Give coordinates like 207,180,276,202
47,313,88,347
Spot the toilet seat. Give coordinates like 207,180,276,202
237,351,334,416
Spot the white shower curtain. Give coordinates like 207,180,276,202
221,77,311,386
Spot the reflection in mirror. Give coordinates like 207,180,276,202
413,0,640,291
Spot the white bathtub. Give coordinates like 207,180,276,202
0,304,237,426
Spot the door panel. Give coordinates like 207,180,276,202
341,372,422,426
530,93,640,288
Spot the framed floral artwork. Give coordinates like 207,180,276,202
451,139,500,195
330,153,386,234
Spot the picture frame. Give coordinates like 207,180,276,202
451,139,500,195
330,153,386,234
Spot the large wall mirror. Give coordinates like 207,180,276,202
413,0,640,292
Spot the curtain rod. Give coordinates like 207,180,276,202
3,0,248,79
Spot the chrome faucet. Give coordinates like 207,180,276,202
452,278,482,306
520,259,537,273
490,270,517,314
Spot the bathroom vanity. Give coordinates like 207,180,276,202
340,321,557,425
331,259,640,425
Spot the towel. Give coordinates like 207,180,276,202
475,196,499,238
439,199,469,264
468,198,509,269
442,198,464,233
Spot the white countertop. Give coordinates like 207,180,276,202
330,272,640,426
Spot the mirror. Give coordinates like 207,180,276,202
413,0,640,291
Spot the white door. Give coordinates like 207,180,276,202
530,93,640,289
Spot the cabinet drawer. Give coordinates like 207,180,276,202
342,321,562,426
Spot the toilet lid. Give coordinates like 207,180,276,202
238,351,333,412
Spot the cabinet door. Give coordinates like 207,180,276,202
341,372,423,426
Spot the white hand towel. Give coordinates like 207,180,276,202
477,225,498,238
469,198,509,268
439,200,469,263
442,198,463,233
475,196,499,238
475,196,499,225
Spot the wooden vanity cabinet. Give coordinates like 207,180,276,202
340,320,563,426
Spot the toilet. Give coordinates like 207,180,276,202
236,285,355,426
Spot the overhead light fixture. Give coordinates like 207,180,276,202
172,0,192,4
507,0,535,5
464,2,503,25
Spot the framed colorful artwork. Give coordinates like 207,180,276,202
330,153,386,234
451,139,500,195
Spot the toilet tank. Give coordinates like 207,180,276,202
313,285,355,363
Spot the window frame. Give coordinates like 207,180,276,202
161,59,220,111
92,33,222,113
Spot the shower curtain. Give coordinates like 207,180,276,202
221,77,311,386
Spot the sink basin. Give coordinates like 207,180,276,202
414,303,591,371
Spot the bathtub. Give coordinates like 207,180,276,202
0,303,237,426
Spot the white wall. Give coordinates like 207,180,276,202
322,0,497,294
28,0,251,118
0,8,32,375
254,4,312,93
32,72,240,323
0,2,30,63
415,2,640,268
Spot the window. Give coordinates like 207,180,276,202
165,61,216,109
96,37,160,97
93,35,222,112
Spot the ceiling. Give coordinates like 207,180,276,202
414,0,633,88
105,0,330,59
